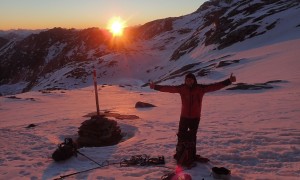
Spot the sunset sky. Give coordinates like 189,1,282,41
0,0,206,30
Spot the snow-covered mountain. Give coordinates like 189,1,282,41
0,0,300,95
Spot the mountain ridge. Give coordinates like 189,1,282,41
0,0,299,95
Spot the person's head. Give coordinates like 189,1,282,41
185,73,197,88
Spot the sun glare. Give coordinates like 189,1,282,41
107,17,125,37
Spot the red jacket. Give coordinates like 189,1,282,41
154,79,231,118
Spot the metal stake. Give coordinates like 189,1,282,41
93,67,100,116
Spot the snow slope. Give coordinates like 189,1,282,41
1,0,300,96
1,39,300,179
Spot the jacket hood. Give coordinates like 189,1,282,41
185,73,198,86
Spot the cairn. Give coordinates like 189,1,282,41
77,115,122,147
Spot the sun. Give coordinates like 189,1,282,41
107,17,126,37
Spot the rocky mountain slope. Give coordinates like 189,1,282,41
0,0,299,95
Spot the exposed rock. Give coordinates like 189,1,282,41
177,28,193,34
5,96,36,101
227,80,286,90
227,83,273,90
77,115,122,147
197,69,211,77
170,36,200,61
6,96,22,99
216,59,241,68
65,67,90,79
26,124,37,128
135,101,156,108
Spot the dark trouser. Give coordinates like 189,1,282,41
175,117,200,160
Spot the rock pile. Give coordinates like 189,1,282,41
77,115,122,147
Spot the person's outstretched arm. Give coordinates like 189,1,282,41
202,73,236,93
150,81,180,93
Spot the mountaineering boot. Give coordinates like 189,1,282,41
195,154,210,163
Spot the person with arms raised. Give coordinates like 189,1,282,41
150,73,237,167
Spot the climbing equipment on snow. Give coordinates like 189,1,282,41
53,154,165,179
120,154,165,167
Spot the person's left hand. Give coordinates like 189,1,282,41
149,81,155,89
230,73,236,82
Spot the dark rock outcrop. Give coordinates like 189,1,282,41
227,80,285,90
135,101,156,108
77,115,122,147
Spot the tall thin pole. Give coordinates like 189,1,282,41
93,67,100,116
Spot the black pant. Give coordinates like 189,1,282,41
176,117,200,159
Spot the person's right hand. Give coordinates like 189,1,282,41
229,73,236,83
149,81,155,89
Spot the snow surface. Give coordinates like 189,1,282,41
1,39,300,179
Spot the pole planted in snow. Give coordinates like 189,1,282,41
93,67,100,116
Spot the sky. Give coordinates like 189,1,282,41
0,0,206,30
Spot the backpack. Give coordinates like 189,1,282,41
52,138,77,161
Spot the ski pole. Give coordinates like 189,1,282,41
53,162,109,180
76,150,102,166
53,161,121,180
53,151,110,179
